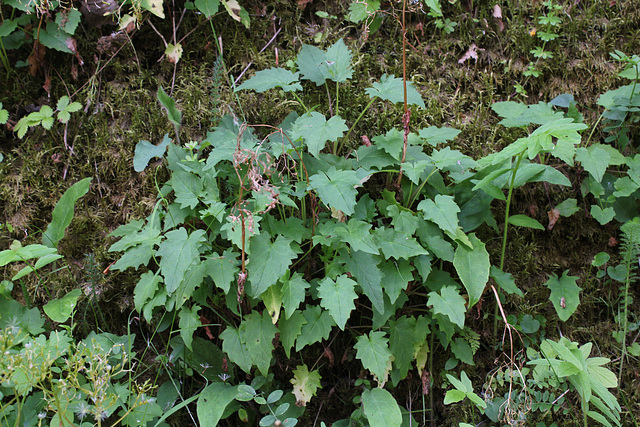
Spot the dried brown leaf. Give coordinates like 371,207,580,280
547,208,560,230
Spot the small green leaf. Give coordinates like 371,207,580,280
349,0,380,23
134,271,163,312
490,266,523,297
428,285,466,329
453,233,489,308
295,305,335,351
418,195,461,235
317,275,357,330
451,337,475,365
156,228,206,293
576,146,610,183
365,74,425,108
545,271,581,322
418,126,461,146
508,214,545,230
194,0,220,17
42,177,92,248
373,227,428,260
43,289,81,323
291,112,347,157
279,310,306,357
590,205,615,225
179,305,201,351
361,388,402,427
556,198,580,217
342,250,384,314
281,273,310,319
354,331,393,384
157,86,182,128
134,134,171,172
235,67,302,93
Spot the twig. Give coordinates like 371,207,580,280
234,26,282,86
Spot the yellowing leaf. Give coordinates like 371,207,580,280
290,364,322,406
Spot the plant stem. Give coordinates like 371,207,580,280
340,98,376,153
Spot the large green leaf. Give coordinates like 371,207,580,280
297,39,353,85
291,112,347,157
354,331,393,384
453,233,489,308
373,228,428,260
203,250,239,293
309,167,361,215
279,310,306,358
388,316,430,385
545,271,581,322
324,38,353,83
197,382,238,426
576,146,610,183
418,195,460,235
247,233,298,298
317,275,357,330
380,259,414,304
235,67,302,93
418,126,462,146
365,74,425,108
43,289,81,323
342,250,385,314
156,228,206,293
281,273,311,319
428,285,466,328
295,305,335,351
361,388,402,427
42,177,92,248
241,311,277,376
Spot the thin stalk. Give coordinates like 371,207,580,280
340,98,377,152
291,91,309,113
495,152,524,340
618,251,632,380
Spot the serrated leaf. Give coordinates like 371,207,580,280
291,112,347,157
428,285,466,328
418,195,460,234
373,227,428,260
247,233,298,298
39,22,73,53
317,275,357,330
156,228,206,294
545,271,581,322
241,311,277,376
372,128,405,160
297,44,328,85
365,74,425,108
179,305,201,351
221,327,252,374
281,273,310,319
508,214,545,230
290,364,322,406
453,233,489,308
235,67,302,93
197,383,238,426
134,134,171,172
309,166,360,215
279,310,306,358
42,177,92,248
380,260,414,304
576,146,610,183
349,0,380,23
342,250,385,314
418,126,461,146
354,331,393,385
43,289,81,323
295,305,335,351
490,266,523,297
203,250,239,293
361,388,402,427
297,39,352,85
134,271,163,312
323,38,353,83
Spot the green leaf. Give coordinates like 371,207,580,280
451,337,475,365
365,74,425,108
373,227,428,260
428,285,466,329
317,275,357,330
590,206,615,225
354,331,393,384
388,316,429,384
453,233,489,308
204,250,239,293
291,112,348,157
43,289,81,323
235,67,302,93
349,0,380,23
241,311,277,376
342,250,385,314
418,195,460,235
380,260,414,304
157,86,181,128
508,214,545,230
39,22,73,53
361,388,402,427
134,271,163,312
324,38,353,83
418,126,461,146
297,39,353,85
556,198,580,217
290,364,322,406
490,266,523,297
247,233,298,298
42,177,92,248
279,310,306,357
194,0,220,18
545,271,581,322
134,134,171,172
576,146,610,183
179,305,201,351
156,228,206,294
197,382,238,426
309,167,361,215
141,0,165,18
295,305,335,351
281,273,310,319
